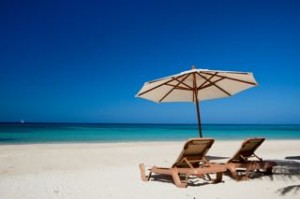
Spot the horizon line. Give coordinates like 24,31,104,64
0,122,299,125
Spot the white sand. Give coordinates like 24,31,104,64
0,140,299,199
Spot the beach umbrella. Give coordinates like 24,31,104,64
135,66,258,137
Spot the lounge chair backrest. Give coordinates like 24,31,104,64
172,138,214,168
228,137,265,163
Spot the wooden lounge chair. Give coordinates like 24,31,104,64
226,137,277,180
139,138,226,188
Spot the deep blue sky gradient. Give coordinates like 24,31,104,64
1,0,300,124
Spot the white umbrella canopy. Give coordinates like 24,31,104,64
136,66,258,137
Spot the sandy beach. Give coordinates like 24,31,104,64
0,139,299,199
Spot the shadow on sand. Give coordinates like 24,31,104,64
150,174,212,187
285,156,300,160
264,159,300,196
206,155,229,161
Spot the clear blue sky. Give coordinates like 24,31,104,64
1,0,300,124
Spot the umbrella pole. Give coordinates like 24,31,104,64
195,98,203,138
193,72,203,138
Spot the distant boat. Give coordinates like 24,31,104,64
20,119,25,124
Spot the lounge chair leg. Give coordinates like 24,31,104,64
265,167,273,175
171,169,187,188
139,163,151,181
244,169,251,179
226,164,239,180
212,172,223,183
206,174,212,181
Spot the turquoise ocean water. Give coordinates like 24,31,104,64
0,123,299,144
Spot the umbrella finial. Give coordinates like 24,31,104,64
191,65,197,69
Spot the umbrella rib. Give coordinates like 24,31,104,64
193,72,219,101
171,74,194,90
197,72,218,90
200,71,257,85
165,84,191,90
197,72,232,96
159,74,192,102
137,73,187,96
199,77,226,90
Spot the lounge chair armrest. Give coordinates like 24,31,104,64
183,157,195,169
240,155,248,161
253,153,262,161
203,157,210,166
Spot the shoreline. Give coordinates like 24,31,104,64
1,138,300,145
